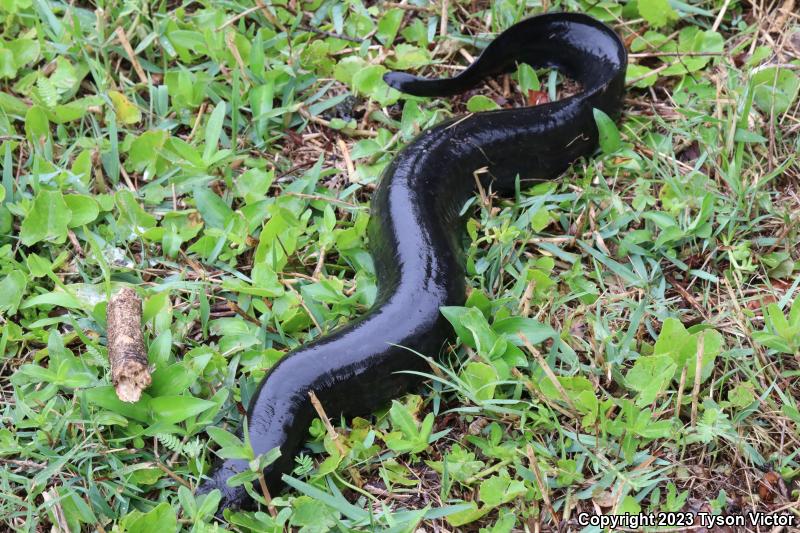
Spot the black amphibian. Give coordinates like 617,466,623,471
199,12,627,512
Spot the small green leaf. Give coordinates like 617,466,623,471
574,390,599,426
654,318,723,386
65,194,99,227
384,399,433,454
441,306,478,349
290,496,341,531
193,188,234,229
734,128,767,143
458,307,507,361
21,291,82,310
177,485,197,520
84,386,151,423
765,303,795,341
5,38,40,70
386,44,431,70
116,189,156,230
196,489,221,520
207,426,254,460
25,105,50,142
617,495,642,514
149,395,216,425
376,9,404,46
352,65,399,105
236,168,275,203
593,108,621,154
0,91,30,115
626,64,658,88
492,316,556,345
461,362,497,401
626,355,677,406
118,502,176,533
728,383,756,408
445,501,490,527
752,67,800,116
203,101,226,162
479,470,526,508
127,130,167,173
638,0,678,27
146,336,182,373
108,90,142,124
333,56,367,85
466,95,500,112
0,49,16,79
539,375,593,401
20,190,72,246
389,400,420,440
282,475,370,522
128,467,165,486
0,271,27,315
516,63,540,92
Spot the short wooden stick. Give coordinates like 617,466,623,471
107,287,151,402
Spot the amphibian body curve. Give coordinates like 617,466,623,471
200,11,627,511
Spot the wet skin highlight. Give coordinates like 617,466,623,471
198,12,627,511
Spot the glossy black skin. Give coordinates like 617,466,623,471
198,12,626,512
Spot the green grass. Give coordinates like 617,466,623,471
1,0,799,531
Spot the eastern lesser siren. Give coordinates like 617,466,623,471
199,12,627,511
